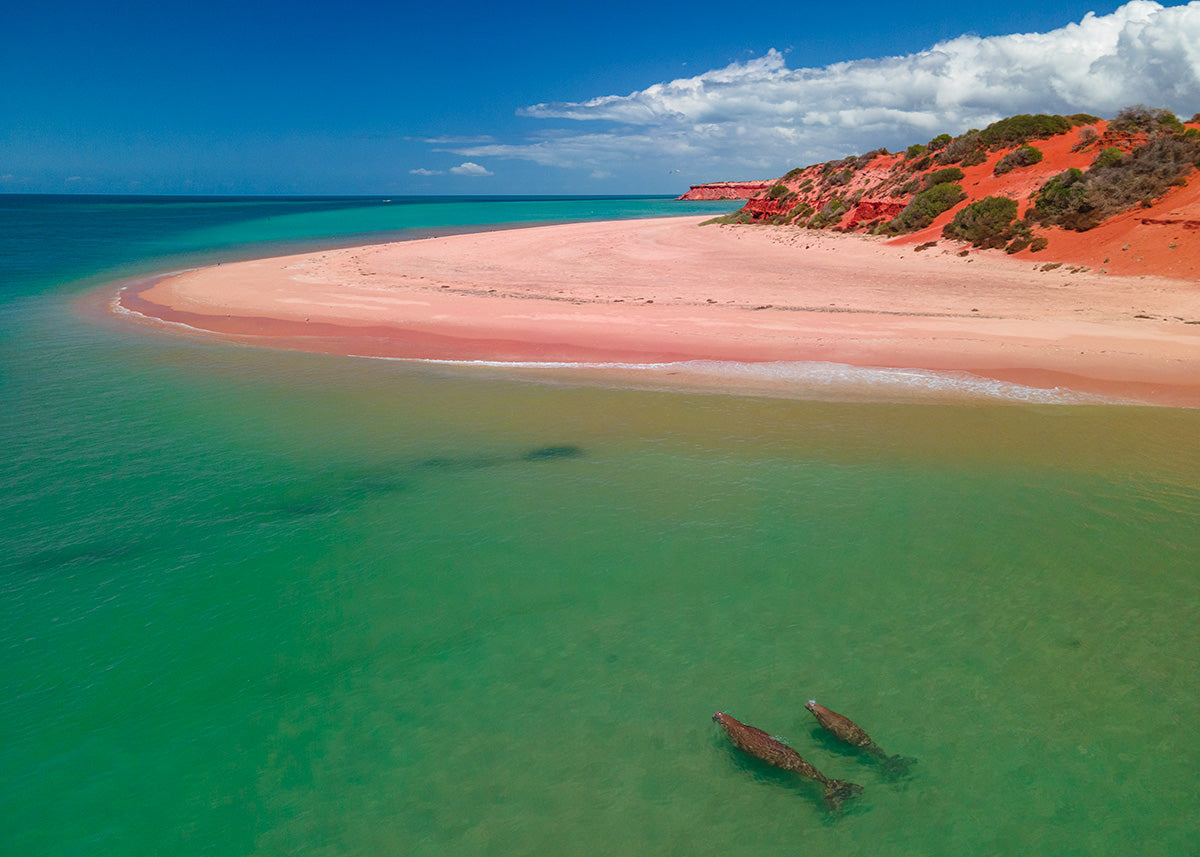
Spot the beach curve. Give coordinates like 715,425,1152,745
114,215,1200,406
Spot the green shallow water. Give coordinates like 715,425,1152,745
2,196,1198,855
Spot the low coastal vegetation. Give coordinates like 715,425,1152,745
1030,131,1200,230
709,104,1199,252
1107,104,1185,134
993,145,1044,175
884,182,966,233
942,196,1019,248
977,113,1098,148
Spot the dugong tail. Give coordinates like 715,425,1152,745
881,753,918,779
822,778,864,812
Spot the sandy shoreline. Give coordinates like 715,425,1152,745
115,215,1200,406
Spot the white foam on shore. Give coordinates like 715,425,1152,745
109,282,277,344
109,288,218,337
357,355,1125,406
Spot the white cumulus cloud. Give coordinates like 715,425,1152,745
446,1,1200,180
449,161,493,176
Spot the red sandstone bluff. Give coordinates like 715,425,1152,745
676,181,773,200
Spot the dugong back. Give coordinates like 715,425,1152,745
805,700,873,747
712,712,823,780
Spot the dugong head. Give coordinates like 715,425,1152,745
805,699,818,712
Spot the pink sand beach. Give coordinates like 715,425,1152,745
115,216,1200,406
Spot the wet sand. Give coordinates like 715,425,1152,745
115,216,1200,406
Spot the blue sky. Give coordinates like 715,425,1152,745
3,0,1198,195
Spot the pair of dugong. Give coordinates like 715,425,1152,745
713,701,916,811
712,711,864,812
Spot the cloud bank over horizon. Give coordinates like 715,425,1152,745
446,0,1200,183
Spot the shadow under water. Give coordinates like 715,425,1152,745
267,443,586,523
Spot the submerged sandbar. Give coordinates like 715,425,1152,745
116,216,1200,406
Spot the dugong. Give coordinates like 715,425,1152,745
805,700,916,778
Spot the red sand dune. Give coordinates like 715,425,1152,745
728,117,1200,279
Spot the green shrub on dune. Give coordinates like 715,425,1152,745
927,133,953,152
1108,104,1184,134
807,196,849,228
1031,168,1091,228
788,201,815,220
886,182,967,233
979,114,1073,148
993,145,1044,175
938,130,983,164
961,149,988,167
942,196,1019,248
1091,147,1126,169
924,167,965,187
1032,131,1200,230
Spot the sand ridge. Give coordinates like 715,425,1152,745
118,216,1200,406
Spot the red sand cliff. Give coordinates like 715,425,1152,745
716,117,1200,278
677,181,773,200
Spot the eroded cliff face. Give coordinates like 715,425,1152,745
707,116,1200,275
735,154,921,230
676,181,773,200
739,184,902,226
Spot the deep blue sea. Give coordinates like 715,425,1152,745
3,194,1198,855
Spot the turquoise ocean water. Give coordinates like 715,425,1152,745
2,195,1198,855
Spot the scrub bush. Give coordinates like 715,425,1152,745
788,202,814,220
1109,104,1183,134
826,168,854,186
702,210,756,225
938,130,983,164
927,134,953,152
961,149,988,167
1004,234,1031,254
979,114,1072,148
1091,147,1126,169
1072,127,1099,151
941,195,1019,248
854,148,889,168
1031,133,1200,230
886,183,966,233
993,145,1044,175
924,167,965,188
807,196,848,228
1030,169,1092,230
